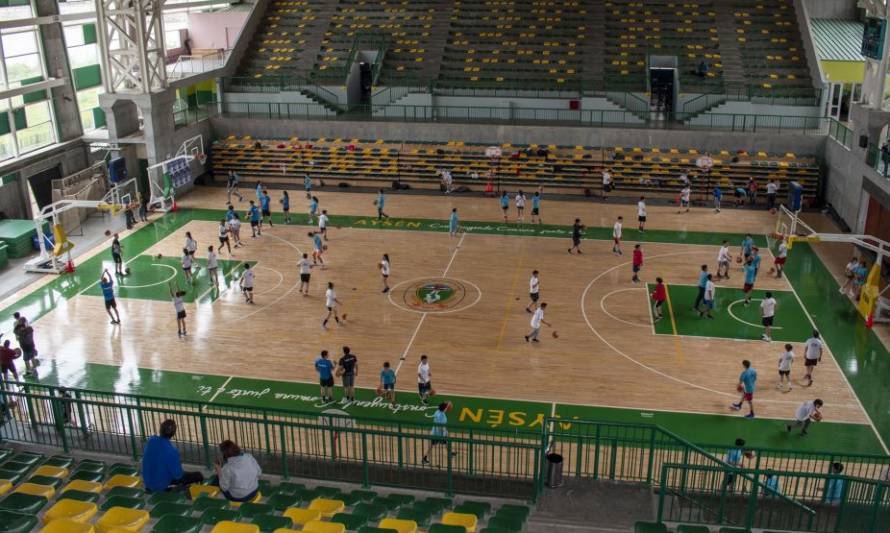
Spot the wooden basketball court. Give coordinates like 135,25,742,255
0,186,885,455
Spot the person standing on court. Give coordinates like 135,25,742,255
111,234,124,276
693,264,709,312
568,218,585,254
314,350,334,403
731,359,757,419
786,398,823,436
803,330,823,387
337,346,358,403
526,270,540,313
418,355,433,404
525,302,550,343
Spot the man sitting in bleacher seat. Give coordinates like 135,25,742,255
215,439,262,502
142,419,204,492
696,60,709,77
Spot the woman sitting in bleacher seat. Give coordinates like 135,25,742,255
215,439,262,502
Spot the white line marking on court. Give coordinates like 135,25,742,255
581,250,813,406
386,277,483,315
442,232,466,276
726,299,784,330
599,288,650,328
207,376,234,404
773,233,890,454
395,313,427,375
115,263,178,289
252,265,285,296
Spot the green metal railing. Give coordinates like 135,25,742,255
657,463,890,532
222,76,340,106
213,100,830,133
173,102,220,129
827,119,854,150
3,382,889,523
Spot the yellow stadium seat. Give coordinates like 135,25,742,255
15,482,56,499
33,466,70,478
307,498,345,518
301,521,345,533
210,522,259,533
103,475,140,491
229,491,261,508
442,511,479,532
190,485,221,500
378,518,418,533
43,500,99,524
62,481,103,494
40,519,96,533
283,508,321,526
0,479,11,496
95,508,149,533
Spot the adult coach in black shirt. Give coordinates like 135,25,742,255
568,218,585,254
337,346,358,402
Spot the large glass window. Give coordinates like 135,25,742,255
65,21,105,132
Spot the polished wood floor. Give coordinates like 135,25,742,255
9,186,875,424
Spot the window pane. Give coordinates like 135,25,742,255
0,7,34,22
5,54,42,84
166,30,181,49
59,2,96,15
3,30,38,57
18,121,55,154
68,43,98,69
64,25,85,47
24,101,50,126
0,133,14,161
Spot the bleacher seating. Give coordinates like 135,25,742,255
231,0,817,95
0,446,533,533
730,0,812,93
211,136,821,201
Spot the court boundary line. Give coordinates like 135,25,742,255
580,250,853,408
726,298,784,330
766,233,890,454
207,376,235,404
599,288,650,328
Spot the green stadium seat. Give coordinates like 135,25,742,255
331,512,367,530
496,505,529,520
74,461,105,473
274,482,306,495
310,486,342,499
0,470,22,484
202,507,242,525
453,501,490,519
238,502,274,518
487,515,523,532
267,493,301,511
371,496,401,512
43,456,76,468
149,491,187,505
353,502,388,522
61,490,101,503
678,526,711,533
28,475,63,488
347,490,377,503
356,528,398,533
635,522,669,533
396,506,432,527
428,525,466,533
0,509,39,533
257,480,274,494
106,486,144,499
153,514,203,533
386,494,415,507
108,464,139,478
718,529,749,533
251,513,292,532
193,496,229,512
69,470,104,483
101,496,146,511
0,462,32,475
9,453,43,465
150,502,193,518
420,497,450,510
0,492,50,513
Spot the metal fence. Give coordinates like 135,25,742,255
657,463,890,532
827,119,854,150
2,381,889,522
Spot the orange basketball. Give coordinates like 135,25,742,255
735,256,743,264
552,331,559,338
736,383,744,393
375,386,383,397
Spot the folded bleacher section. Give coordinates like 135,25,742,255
212,137,820,200
0,446,532,533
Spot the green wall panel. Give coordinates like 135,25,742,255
0,113,10,136
92,107,106,128
12,108,26,130
21,76,47,104
72,64,102,90
82,23,98,45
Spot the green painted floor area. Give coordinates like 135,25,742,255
80,255,247,304
652,284,812,343
2,207,888,455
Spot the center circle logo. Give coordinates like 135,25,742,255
389,277,481,314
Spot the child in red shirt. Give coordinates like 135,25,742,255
651,277,666,321
0,339,21,381
632,244,644,283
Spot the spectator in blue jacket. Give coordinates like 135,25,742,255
141,419,204,492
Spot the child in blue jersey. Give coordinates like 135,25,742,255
280,191,290,224
247,201,261,237
499,192,509,222
308,196,319,224
226,204,237,221
422,401,456,465
722,438,747,490
751,247,762,276
100,269,121,325
713,186,722,212
314,350,334,403
449,208,459,237
731,359,757,418
376,189,388,219
743,258,757,305
260,190,273,228
740,234,754,263
304,175,312,199
531,191,542,224
309,232,325,268
825,462,845,504
380,361,396,405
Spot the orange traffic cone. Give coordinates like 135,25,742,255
65,259,75,273
866,314,874,328
170,198,178,212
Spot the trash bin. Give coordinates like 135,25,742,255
546,452,563,488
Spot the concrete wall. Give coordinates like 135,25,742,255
803,0,858,20
822,138,866,227
187,11,250,50
209,116,827,155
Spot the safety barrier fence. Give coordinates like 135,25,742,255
2,381,889,521
827,119,855,150
210,100,831,134
657,463,890,532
